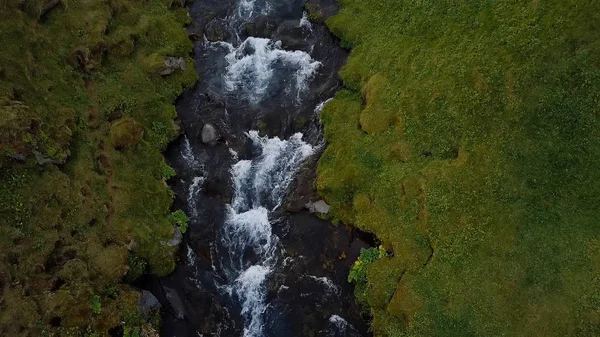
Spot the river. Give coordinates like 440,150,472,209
147,0,372,336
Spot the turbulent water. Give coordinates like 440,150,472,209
153,0,371,336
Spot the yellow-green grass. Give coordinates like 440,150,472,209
318,1,600,336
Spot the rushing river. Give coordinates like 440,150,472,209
149,0,372,336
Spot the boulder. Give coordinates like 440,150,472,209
139,290,161,317
160,57,187,76
200,123,219,144
304,0,339,23
205,19,230,42
272,20,310,51
306,200,330,214
167,227,183,247
243,15,278,38
163,286,186,319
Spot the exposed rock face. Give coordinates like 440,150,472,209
200,123,219,145
160,57,187,76
306,199,331,214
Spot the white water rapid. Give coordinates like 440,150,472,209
221,131,313,337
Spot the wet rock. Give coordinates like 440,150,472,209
163,286,186,319
304,0,339,23
160,57,187,76
285,158,317,212
306,200,330,214
243,15,278,38
186,22,205,41
200,123,219,144
139,290,161,317
205,19,230,42
167,227,183,247
273,20,310,51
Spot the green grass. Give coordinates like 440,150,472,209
318,1,600,336
0,0,196,335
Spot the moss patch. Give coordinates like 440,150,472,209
0,0,196,335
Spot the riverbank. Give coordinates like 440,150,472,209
0,1,195,335
318,1,600,336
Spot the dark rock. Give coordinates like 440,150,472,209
200,123,219,144
139,290,162,317
243,15,278,38
304,0,339,23
205,19,230,42
163,286,186,320
186,22,205,41
285,158,317,212
160,57,187,76
272,20,310,51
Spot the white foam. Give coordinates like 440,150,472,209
234,265,270,337
187,176,205,217
307,275,340,296
223,37,321,102
300,11,313,31
181,136,200,169
315,98,334,114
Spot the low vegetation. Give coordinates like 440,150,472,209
0,0,195,335
318,1,600,336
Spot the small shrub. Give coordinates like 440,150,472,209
169,209,189,233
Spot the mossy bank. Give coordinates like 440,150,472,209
317,1,600,336
0,0,196,335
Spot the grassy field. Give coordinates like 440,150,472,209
0,0,196,335
317,1,600,336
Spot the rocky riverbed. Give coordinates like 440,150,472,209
139,1,373,336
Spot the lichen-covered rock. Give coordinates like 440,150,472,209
109,117,144,150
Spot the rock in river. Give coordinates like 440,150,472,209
200,123,219,145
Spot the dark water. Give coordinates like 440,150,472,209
146,1,372,336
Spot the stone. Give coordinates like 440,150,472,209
139,290,161,317
167,227,183,247
163,286,186,319
304,0,339,23
243,15,278,38
205,20,230,42
160,57,186,76
200,123,219,144
306,200,330,214
33,150,65,165
272,20,309,51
